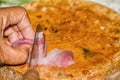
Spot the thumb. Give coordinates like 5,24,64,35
0,42,30,65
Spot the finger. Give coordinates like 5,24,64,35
17,15,35,40
0,7,34,64
18,26,34,40
12,25,23,39
3,6,35,40
18,31,24,39
2,32,29,64
4,25,24,43
4,27,19,43
2,42,30,64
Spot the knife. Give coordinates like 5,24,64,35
28,24,42,69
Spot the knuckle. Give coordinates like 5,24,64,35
16,6,27,14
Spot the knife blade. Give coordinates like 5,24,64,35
28,24,42,69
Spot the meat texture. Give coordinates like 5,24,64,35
12,32,74,68
36,32,74,67
40,48,74,68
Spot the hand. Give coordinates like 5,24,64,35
22,69,39,80
0,6,34,65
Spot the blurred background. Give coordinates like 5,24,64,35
0,0,120,13
0,0,33,5
91,0,120,13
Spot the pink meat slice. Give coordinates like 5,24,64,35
29,32,46,68
36,32,46,59
12,32,74,68
40,48,74,68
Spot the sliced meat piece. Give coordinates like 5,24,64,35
11,32,74,68
39,48,74,68
36,32,46,59
29,32,46,68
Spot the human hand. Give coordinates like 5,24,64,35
0,6,34,65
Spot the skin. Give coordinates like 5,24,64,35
0,6,35,65
0,6,39,79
